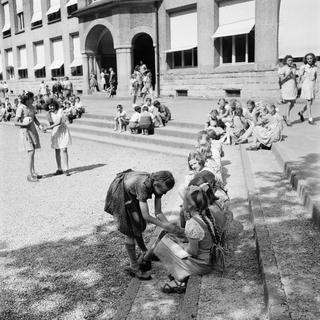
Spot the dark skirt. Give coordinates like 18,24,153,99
104,169,147,237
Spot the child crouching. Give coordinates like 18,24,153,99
139,105,154,135
129,105,141,134
114,104,129,132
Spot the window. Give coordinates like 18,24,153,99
67,0,78,16
18,46,28,78
2,3,11,38
220,30,255,64
50,38,64,77
168,48,198,69
213,0,255,65
34,42,46,78
16,0,24,32
35,67,46,78
167,8,198,69
6,49,14,79
52,65,64,77
47,0,61,24
31,0,42,29
70,34,83,75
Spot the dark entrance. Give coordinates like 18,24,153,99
132,33,155,88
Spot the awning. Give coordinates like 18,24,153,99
33,63,45,70
46,5,60,15
2,23,10,33
70,57,82,67
165,46,196,53
49,60,64,70
212,18,255,38
31,10,42,23
18,66,27,70
66,0,77,6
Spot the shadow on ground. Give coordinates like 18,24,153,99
0,219,130,320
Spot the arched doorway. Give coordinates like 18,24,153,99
132,33,155,88
85,25,116,80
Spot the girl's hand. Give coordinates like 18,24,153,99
163,222,177,234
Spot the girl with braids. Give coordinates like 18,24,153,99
153,170,228,293
104,169,179,280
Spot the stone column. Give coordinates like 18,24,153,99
82,53,90,94
255,0,280,69
88,55,94,75
197,0,217,72
115,46,131,97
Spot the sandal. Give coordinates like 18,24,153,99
162,280,186,294
54,169,63,175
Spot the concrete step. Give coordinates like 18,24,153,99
71,131,191,158
243,146,320,320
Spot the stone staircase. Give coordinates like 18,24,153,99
37,112,204,157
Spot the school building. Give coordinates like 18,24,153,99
0,0,319,99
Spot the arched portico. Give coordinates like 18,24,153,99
82,24,116,93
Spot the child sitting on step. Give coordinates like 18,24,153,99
114,104,129,132
139,105,154,135
206,109,226,137
151,170,228,293
128,105,141,134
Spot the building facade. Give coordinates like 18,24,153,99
0,0,319,99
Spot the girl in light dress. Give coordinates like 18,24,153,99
14,91,43,182
298,53,318,125
44,98,72,176
278,55,298,126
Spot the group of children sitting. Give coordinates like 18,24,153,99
114,98,172,135
0,96,16,122
204,98,284,151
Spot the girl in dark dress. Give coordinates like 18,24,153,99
105,170,179,279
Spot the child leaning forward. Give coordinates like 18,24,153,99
104,169,180,280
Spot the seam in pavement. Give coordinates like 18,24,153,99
272,143,320,229
240,145,291,320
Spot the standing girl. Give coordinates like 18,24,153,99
14,91,43,182
104,170,179,279
298,53,318,124
278,55,298,126
44,98,72,176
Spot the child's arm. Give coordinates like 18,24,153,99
139,201,175,232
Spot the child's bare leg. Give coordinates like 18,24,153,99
125,236,139,268
55,149,62,171
306,99,313,120
114,117,118,130
28,150,35,176
286,101,295,123
61,148,69,172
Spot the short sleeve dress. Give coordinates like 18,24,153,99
278,65,297,101
16,104,41,151
49,108,72,149
300,64,318,100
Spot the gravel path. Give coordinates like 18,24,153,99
247,148,320,320
0,125,186,320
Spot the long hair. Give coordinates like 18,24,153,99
187,151,205,171
282,55,293,65
44,97,60,111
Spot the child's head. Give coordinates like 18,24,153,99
197,130,210,146
185,171,217,210
234,107,243,117
282,55,293,66
153,100,160,108
218,98,226,108
134,105,141,113
209,109,218,119
207,129,219,141
117,104,123,112
150,171,175,197
5,97,9,103
145,97,152,105
229,99,239,111
266,103,276,115
303,52,316,65
142,106,149,112
247,99,255,112
188,151,205,171
75,96,80,103
45,98,60,112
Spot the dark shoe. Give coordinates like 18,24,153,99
124,266,152,280
162,281,186,294
54,169,63,175
308,119,315,125
32,173,42,179
298,111,305,122
27,175,38,182
65,171,71,176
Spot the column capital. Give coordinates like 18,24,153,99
114,45,132,51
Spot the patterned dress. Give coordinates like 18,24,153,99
278,65,298,101
16,104,41,152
